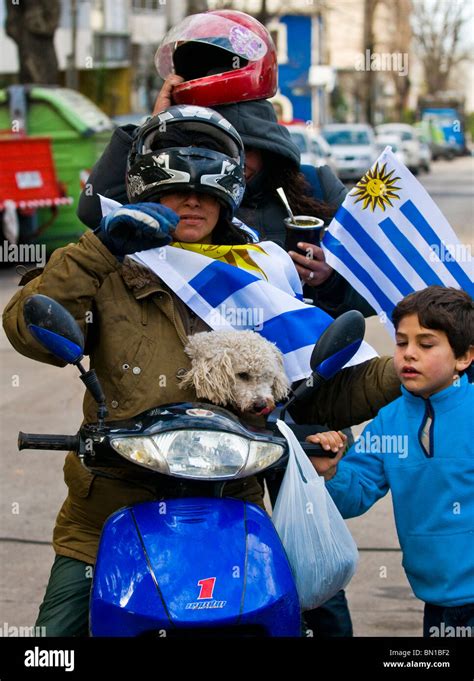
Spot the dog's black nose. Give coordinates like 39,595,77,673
252,400,267,412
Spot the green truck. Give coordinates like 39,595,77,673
0,86,114,252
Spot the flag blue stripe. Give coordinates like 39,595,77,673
324,231,396,314
378,217,445,288
188,259,259,307
337,206,414,296
401,200,474,294
259,306,331,354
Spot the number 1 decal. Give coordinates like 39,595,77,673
197,577,216,600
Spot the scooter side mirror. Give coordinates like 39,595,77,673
23,295,84,365
310,310,366,379
23,295,109,426
285,310,366,408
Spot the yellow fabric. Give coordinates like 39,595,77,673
170,241,269,279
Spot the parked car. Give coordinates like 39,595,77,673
375,124,422,174
284,124,320,167
321,124,377,181
414,120,454,161
375,133,408,166
310,131,339,175
283,123,339,175
415,130,432,172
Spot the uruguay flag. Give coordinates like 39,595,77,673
322,147,473,330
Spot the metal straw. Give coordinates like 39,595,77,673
276,187,296,223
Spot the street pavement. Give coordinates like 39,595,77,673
0,156,472,637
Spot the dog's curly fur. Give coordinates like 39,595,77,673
179,330,290,414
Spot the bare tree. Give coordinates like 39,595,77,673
387,0,412,119
186,0,210,13
5,0,61,85
363,0,380,124
412,0,471,94
257,0,269,24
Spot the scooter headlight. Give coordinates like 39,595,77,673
110,430,284,480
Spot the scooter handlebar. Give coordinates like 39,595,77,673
18,432,79,451
302,442,339,458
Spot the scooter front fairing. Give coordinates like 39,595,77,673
90,496,301,637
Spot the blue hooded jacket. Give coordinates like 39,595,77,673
327,374,474,607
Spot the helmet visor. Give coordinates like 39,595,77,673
127,146,245,215
156,14,268,79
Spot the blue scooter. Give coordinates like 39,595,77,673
18,295,364,637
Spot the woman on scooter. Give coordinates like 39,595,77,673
3,105,399,636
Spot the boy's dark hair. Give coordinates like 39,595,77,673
392,286,474,357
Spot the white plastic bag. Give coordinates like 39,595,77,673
272,419,359,611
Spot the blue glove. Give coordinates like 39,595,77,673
95,202,180,257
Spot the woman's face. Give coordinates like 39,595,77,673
160,192,220,243
244,148,263,181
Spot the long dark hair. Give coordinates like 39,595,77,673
212,214,253,244
262,151,337,221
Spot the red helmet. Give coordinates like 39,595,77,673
155,10,278,107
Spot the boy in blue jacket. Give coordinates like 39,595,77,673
309,286,474,636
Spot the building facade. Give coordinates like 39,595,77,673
210,0,413,126
0,0,187,116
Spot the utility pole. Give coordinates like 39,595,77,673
316,11,325,127
66,0,79,90
186,0,209,15
257,0,269,25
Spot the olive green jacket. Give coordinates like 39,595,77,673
3,231,400,562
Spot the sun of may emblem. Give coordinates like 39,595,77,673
350,162,401,211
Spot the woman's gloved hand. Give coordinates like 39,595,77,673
94,202,180,257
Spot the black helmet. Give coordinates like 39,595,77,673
126,105,245,217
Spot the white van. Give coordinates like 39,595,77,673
375,123,422,174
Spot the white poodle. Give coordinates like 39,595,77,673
179,330,290,416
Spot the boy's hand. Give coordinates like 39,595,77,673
153,75,185,114
307,430,347,481
95,203,180,257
